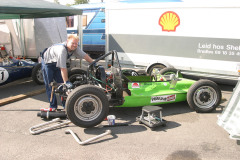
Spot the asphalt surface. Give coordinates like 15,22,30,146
0,78,239,160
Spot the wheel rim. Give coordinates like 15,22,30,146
74,94,102,121
151,68,161,75
193,86,217,109
131,71,138,76
36,68,43,83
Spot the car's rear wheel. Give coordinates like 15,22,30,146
32,63,44,85
148,64,166,76
187,79,222,113
66,85,109,128
159,67,183,78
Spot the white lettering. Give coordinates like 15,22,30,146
226,45,240,51
197,49,214,54
198,43,211,49
212,44,224,50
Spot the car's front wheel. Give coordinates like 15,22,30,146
187,79,222,113
66,85,109,128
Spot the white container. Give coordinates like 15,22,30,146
107,115,116,125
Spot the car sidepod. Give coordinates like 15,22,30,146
118,76,196,107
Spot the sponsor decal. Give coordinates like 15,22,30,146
144,82,152,85
159,11,180,32
151,94,176,103
132,82,140,88
0,67,9,84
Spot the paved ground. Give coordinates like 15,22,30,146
0,78,239,160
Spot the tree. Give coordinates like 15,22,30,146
74,0,89,5
54,0,60,4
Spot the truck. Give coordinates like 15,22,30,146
105,0,240,85
66,3,105,58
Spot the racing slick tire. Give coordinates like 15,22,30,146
148,64,166,76
31,63,44,85
68,69,87,87
187,79,222,113
159,67,183,78
66,85,109,128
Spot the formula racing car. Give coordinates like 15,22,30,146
0,56,43,86
56,51,222,128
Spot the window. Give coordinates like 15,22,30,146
66,15,87,28
66,16,74,28
82,15,87,27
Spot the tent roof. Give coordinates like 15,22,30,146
0,0,82,19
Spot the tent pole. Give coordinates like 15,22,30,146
77,15,83,50
77,15,83,68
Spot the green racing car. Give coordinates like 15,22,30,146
61,50,222,128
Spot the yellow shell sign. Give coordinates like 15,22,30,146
159,11,180,32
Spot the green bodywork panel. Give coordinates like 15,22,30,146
117,76,196,107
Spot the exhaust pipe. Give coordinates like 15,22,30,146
65,129,111,145
29,118,71,135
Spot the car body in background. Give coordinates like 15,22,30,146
0,57,43,86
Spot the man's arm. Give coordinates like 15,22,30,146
60,54,92,83
84,54,94,63
60,68,68,83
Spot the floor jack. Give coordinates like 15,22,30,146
136,106,166,131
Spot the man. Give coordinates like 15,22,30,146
41,35,93,111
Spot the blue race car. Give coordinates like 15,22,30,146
0,57,43,86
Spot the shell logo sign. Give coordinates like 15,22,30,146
159,11,180,32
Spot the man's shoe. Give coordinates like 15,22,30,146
40,108,56,112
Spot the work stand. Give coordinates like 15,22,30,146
136,106,166,131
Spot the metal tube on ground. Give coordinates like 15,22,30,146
29,118,71,135
65,129,111,145
37,111,67,119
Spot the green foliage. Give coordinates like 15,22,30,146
54,0,60,4
74,0,89,5
53,0,89,6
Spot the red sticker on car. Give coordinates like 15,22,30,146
132,83,140,88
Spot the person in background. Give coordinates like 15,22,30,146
41,35,93,111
